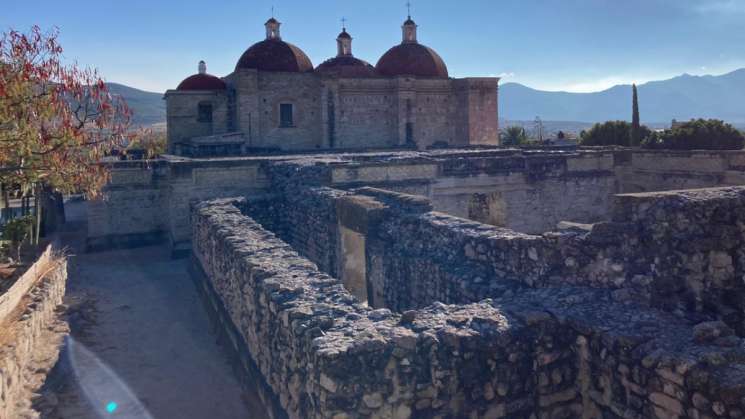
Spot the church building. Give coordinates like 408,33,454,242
165,14,500,156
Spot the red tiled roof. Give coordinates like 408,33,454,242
375,43,449,78
176,73,227,91
235,39,314,73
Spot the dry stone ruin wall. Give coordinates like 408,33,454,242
193,189,745,419
243,181,745,335
76,146,745,418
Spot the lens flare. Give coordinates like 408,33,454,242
106,402,118,413
67,336,155,418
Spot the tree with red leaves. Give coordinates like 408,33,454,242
0,26,132,246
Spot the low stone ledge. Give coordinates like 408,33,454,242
0,246,68,417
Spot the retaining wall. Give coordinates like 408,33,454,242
0,243,68,417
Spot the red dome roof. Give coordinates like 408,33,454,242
316,56,376,78
235,39,313,73
177,73,227,91
376,43,448,78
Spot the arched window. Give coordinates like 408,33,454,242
198,102,213,123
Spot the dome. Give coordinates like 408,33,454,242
375,43,449,78
177,74,227,91
235,39,314,73
316,56,376,78
177,62,226,91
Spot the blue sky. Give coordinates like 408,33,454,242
3,0,744,93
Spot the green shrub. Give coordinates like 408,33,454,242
580,121,651,147
2,216,33,263
643,119,745,150
501,126,528,146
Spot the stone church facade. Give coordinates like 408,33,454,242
165,16,499,156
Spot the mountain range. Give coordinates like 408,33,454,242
109,68,745,129
500,69,745,124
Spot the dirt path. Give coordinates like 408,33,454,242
37,202,268,419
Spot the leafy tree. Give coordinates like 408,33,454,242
580,120,651,147
501,126,528,146
631,84,642,145
0,26,132,247
2,216,33,263
643,119,744,150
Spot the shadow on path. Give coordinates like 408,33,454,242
37,201,268,419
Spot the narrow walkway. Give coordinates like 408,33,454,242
38,202,267,418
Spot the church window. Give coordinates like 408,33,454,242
280,103,294,127
198,103,213,123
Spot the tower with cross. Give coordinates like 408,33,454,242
402,3,418,43
336,18,353,57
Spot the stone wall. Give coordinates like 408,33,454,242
171,65,499,154
252,184,745,340
453,78,500,146
193,197,745,419
322,78,399,149
429,151,618,233
89,148,745,254
0,244,68,417
607,187,745,333
87,158,271,255
194,199,542,419
86,161,168,251
367,186,745,335
619,149,745,193
165,90,231,153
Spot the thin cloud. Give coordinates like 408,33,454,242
553,76,643,93
695,0,745,14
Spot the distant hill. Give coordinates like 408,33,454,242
500,69,745,125
106,83,165,127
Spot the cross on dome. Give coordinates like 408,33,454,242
402,2,418,43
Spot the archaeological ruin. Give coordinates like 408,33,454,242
66,11,745,419
4,5,745,419
86,147,745,418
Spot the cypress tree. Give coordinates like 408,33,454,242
631,84,641,146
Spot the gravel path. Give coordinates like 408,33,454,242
37,202,267,419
